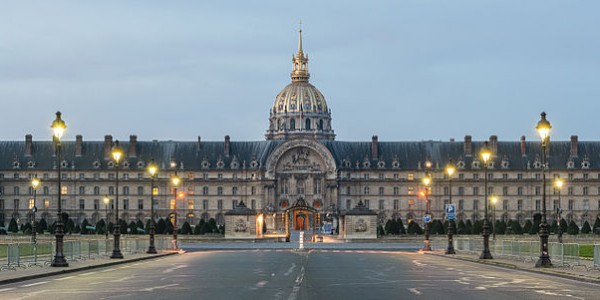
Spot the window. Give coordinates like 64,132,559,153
535,187,541,195
583,173,589,180
487,187,493,195
502,174,508,180
232,187,238,195
123,173,129,180
473,187,479,195
202,186,209,195
503,200,509,211
535,174,541,180
568,173,574,180
123,199,129,210
280,179,288,195
79,199,85,210
408,199,415,210
109,186,114,195
379,200,384,210
473,200,479,211
346,199,352,209
79,186,85,195
251,186,256,195
152,187,158,196
203,173,208,180
568,187,573,195
218,200,223,210
568,199,574,211
408,187,414,195
43,186,49,195
218,174,223,180
393,173,399,180
458,199,464,210
535,200,540,211
458,187,464,196
123,186,129,195
407,173,414,181
138,199,144,210
251,199,256,209
29,198,34,209
44,199,49,209
188,199,194,210
79,173,85,180
169,199,175,210
14,186,19,195
203,200,209,210
108,174,114,180
94,186,100,195
379,174,384,180
364,200,370,208
487,173,493,180
553,199,559,211
137,186,144,195
94,199,99,210
313,179,321,194
583,199,589,210
217,187,223,195
232,200,238,209
364,174,369,180
297,180,305,195
61,186,67,195
517,200,523,211
517,187,523,196
346,186,351,195
473,174,479,180
583,186,589,195
363,187,369,195
393,199,399,210
502,187,508,196
13,173,19,180
378,187,384,196
443,186,449,196
94,173,100,180
232,173,238,180
393,187,399,195
458,174,464,180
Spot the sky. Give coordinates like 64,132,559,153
1,1,599,143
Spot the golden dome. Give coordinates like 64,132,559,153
273,82,328,115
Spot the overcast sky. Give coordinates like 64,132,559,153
1,1,599,143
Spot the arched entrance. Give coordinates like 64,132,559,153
284,197,320,242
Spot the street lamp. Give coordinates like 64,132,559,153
103,195,110,240
445,160,456,254
491,196,498,241
171,174,181,250
536,112,553,267
422,173,432,251
554,178,564,243
480,141,493,259
147,160,158,254
51,111,68,267
110,141,124,259
31,176,40,244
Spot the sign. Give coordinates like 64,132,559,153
445,204,456,220
323,222,332,234
423,214,432,223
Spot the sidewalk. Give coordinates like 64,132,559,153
0,251,178,285
426,249,600,284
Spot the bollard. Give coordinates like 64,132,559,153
299,231,304,250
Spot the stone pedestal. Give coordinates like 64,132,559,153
342,201,377,240
224,201,258,239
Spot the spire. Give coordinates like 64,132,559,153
291,26,310,82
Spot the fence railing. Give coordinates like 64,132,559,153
1,236,172,271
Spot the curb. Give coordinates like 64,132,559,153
425,252,600,285
0,252,178,286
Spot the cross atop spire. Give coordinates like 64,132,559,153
291,26,309,82
298,21,303,54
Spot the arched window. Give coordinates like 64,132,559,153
305,118,311,130
202,186,209,195
318,119,324,130
290,119,296,130
94,186,100,195
296,179,305,195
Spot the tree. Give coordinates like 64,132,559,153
119,220,128,234
96,219,106,234
397,218,406,234
81,219,90,234
107,222,114,234
559,219,568,235
180,221,192,235
73,224,81,234
166,218,174,234
208,218,218,233
136,220,145,233
528,219,541,235
407,221,422,235
384,220,394,235
464,220,473,235
523,220,533,234
8,217,18,233
156,218,166,234
593,217,600,234
37,218,47,234
457,220,466,234
377,224,385,237
550,219,558,234
430,220,443,235
472,220,482,235
581,221,591,234
129,221,138,234
511,220,524,235
495,220,506,235
567,220,579,235
65,218,75,234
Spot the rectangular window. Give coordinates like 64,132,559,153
251,186,256,195
458,199,464,211
364,174,369,180
488,187,493,195
458,173,464,180
568,199,574,211
203,200,209,210
61,186,68,195
79,173,85,180
109,187,114,195
218,174,223,180
408,187,414,195
232,200,237,209
473,174,479,180
108,174,114,180
123,199,129,210
568,173,574,180
203,173,208,180
314,179,321,195
94,173,100,180
138,199,144,210
503,200,509,211
13,199,19,210
517,173,523,180
393,173,399,180
407,173,414,181
568,187,574,195
123,173,129,180
79,186,85,195
458,187,464,196
583,199,589,210
346,199,352,209
517,187,523,196
393,187,399,195
583,186,589,195
152,187,159,196
583,173,589,180
443,186,449,196
517,200,523,211
535,200,540,211
188,199,194,210
487,173,493,180
364,200,370,208
44,199,49,209
535,187,541,196
94,199,99,210
251,199,256,209
502,174,508,180
379,174,384,180
502,187,508,196
553,199,559,211
29,198,35,209
473,187,479,196
473,200,479,211
218,200,223,210
393,199,399,210
378,200,384,210
378,187,384,196
138,186,144,196
408,199,415,210
79,199,85,210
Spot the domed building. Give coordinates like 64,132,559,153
266,29,335,141
0,29,598,242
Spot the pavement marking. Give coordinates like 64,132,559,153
20,281,50,287
0,288,16,292
535,290,585,300
287,266,305,300
139,283,179,292
162,264,187,274
408,288,422,295
284,263,297,276
54,276,76,281
80,271,98,276
100,268,117,273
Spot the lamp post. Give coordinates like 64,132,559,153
103,195,110,240
491,196,498,241
536,112,553,267
110,141,124,259
422,173,432,251
171,174,181,250
445,161,456,254
479,141,493,259
554,178,563,243
147,160,158,254
31,177,40,244
51,111,68,267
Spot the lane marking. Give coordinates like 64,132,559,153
287,266,305,300
80,271,98,276
21,281,50,287
140,283,179,292
0,288,16,292
284,263,297,276
100,268,117,273
54,276,76,281
408,288,422,295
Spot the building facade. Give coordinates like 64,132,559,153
1,30,599,233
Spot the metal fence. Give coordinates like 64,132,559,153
1,236,171,271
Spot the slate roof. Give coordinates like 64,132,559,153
0,138,597,172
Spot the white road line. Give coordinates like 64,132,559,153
100,268,117,272
21,281,50,287
54,276,76,281
80,271,98,276
408,288,422,295
0,288,16,292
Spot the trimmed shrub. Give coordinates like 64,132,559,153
180,221,192,235
581,221,591,234
567,220,580,235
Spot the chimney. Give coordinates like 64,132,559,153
75,135,83,157
197,136,202,150
128,135,138,158
25,134,33,157
104,135,113,160
570,135,578,158
371,135,379,160
464,135,472,157
224,135,230,157
520,136,526,156
489,135,498,155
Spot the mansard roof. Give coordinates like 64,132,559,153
0,137,597,172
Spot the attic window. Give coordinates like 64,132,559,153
344,160,351,168
501,161,509,169
61,161,68,168
392,161,400,169
107,161,115,168
250,160,258,168
457,161,466,169
12,161,20,169
567,161,575,169
377,161,385,169
471,161,480,169
136,161,145,169
201,161,210,169
122,161,130,168
533,161,542,169
216,161,225,169
27,161,35,169
582,161,590,169
230,161,239,169
93,161,101,169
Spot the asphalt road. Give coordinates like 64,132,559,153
0,248,598,300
